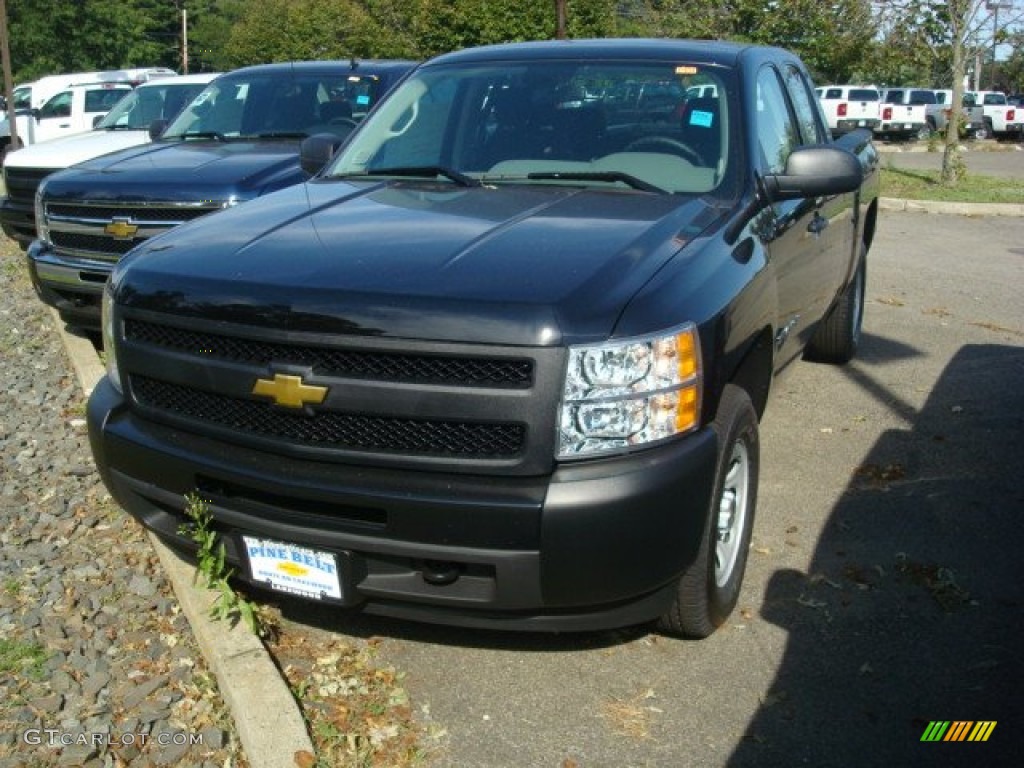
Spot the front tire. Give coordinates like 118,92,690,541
805,242,866,364
658,384,760,638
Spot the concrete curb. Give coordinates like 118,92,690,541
51,309,314,768
879,197,1024,217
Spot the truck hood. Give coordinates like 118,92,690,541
44,138,308,202
118,180,723,346
3,128,150,170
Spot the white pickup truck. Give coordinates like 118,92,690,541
928,89,986,138
877,88,930,141
967,91,1024,141
0,81,133,157
815,85,881,137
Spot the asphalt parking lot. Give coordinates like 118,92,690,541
272,210,1024,767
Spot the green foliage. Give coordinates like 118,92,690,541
6,2,1011,103
0,639,49,681
6,0,182,82
178,492,265,637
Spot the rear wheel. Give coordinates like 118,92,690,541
805,242,866,364
658,384,759,638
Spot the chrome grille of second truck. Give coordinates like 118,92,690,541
45,201,222,262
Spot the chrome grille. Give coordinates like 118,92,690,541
44,201,222,261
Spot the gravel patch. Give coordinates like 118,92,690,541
0,241,248,767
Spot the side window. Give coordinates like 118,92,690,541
825,88,842,99
783,66,827,145
755,67,797,174
38,91,72,119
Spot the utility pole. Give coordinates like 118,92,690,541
182,8,189,74
554,0,567,40
0,0,17,155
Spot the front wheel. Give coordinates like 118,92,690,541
658,384,760,638
804,242,866,364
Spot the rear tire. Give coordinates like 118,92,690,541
657,384,759,638
805,242,866,364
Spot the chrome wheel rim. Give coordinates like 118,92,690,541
715,440,750,588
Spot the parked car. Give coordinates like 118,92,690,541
27,59,417,329
0,73,219,248
968,90,1024,141
877,88,930,140
88,38,879,637
816,84,881,137
929,89,985,138
0,68,178,148
0,82,133,155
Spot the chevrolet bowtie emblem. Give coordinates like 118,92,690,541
104,217,139,240
251,373,328,408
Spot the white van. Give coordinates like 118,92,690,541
2,68,176,119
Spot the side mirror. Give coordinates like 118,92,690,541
762,146,862,201
300,133,343,176
148,119,169,140
92,115,105,128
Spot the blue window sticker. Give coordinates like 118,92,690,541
689,110,713,128
356,94,370,106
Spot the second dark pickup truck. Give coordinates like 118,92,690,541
89,39,879,637
26,59,417,330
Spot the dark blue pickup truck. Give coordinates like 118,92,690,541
27,59,416,329
88,39,878,637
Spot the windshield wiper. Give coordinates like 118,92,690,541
363,165,482,188
173,131,227,141
525,171,667,194
245,131,309,139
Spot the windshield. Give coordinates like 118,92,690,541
162,71,383,140
12,85,33,111
96,81,210,130
326,60,736,196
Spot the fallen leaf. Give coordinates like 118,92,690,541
294,750,316,768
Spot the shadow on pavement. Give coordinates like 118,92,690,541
729,343,1024,767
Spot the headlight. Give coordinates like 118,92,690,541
558,323,701,458
34,184,49,243
101,284,122,393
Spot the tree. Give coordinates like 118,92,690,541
608,0,876,83
872,1,1024,184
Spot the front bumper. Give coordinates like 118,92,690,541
88,376,719,632
26,240,110,329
